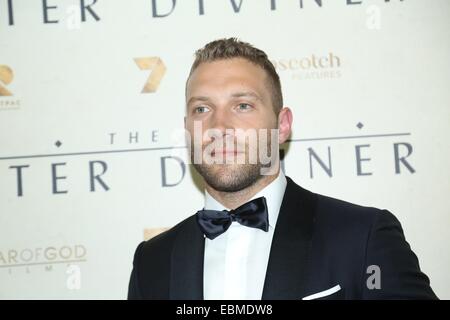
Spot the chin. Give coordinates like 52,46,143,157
194,163,263,193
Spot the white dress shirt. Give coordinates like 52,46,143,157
203,170,287,300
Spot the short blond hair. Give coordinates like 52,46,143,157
187,38,283,113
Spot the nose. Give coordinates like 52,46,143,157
207,107,234,142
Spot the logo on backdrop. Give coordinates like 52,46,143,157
0,244,87,274
134,57,166,93
0,65,13,96
0,65,20,110
272,52,342,80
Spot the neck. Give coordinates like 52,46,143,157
205,167,280,210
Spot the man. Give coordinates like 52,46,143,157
128,38,437,300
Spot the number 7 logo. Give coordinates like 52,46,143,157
0,65,13,96
134,57,166,93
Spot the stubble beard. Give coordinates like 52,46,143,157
191,136,274,193
193,162,263,193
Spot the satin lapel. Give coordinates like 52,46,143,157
262,177,317,299
170,216,205,300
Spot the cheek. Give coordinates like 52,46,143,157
239,110,274,128
186,118,204,133
253,112,278,130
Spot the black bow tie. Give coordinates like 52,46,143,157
196,197,269,240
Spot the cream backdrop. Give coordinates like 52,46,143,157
0,0,449,299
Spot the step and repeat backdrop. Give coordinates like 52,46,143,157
0,0,449,299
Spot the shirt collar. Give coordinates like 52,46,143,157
204,170,287,229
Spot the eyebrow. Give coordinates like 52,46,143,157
230,91,262,101
187,96,210,107
187,91,262,107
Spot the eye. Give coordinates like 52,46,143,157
236,103,253,111
193,106,210,114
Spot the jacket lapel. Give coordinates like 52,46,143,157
262,176,317,299
170,216,205,299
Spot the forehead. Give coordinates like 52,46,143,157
186,58,270,100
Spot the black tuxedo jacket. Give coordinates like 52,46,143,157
128,177,437,299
